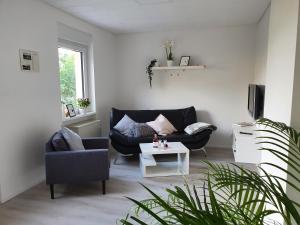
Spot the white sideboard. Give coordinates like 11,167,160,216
232,124,261,164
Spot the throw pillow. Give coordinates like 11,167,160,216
128,123,155,138
184,122,212,135
51,131,70,151
61,127,85,150
146,114,177,135
114,114,137,136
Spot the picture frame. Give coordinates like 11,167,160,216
66,104,76,117
179,56,190,66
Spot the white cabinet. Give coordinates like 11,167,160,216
232,124,261,164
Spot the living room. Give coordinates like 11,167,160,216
1,0,300,224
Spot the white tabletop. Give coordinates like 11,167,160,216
139,142,189,155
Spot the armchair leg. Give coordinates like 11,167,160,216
102,180,106,195
50,184,54,199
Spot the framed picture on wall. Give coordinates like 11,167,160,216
66,104,76,117
179,56,190,66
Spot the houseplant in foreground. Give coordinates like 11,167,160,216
77,98,90,114
120,118,300,225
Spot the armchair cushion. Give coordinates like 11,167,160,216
82,137,109,149
51,131,69,151
61,127,85,151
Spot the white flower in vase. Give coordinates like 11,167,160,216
163,40,175,66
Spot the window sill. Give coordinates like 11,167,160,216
62,112,96,126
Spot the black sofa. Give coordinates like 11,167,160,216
109,106,217,155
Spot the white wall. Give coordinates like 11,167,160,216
254,6,270,85
116,27,255,148
258,1,299,224
263,1,299,124
0,0,116,202
287,2,300,222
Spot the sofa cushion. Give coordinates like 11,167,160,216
51,131,70,151
110,107,197,132
114,114,136,136
61,127,85,151
147,114,177,135
128,123,155,137
110,129,213,147
184,122,213,135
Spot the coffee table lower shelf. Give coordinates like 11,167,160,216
139,153,189,177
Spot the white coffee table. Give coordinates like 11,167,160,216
139,142,189,177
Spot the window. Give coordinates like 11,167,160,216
58,40,89,111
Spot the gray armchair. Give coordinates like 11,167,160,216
45,137,109,199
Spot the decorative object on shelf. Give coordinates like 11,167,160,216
77,98,90,114
146,59,157,88
66,104,76,117
163,40,174,67
179,56,190,66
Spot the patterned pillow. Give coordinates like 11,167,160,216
184,122,212,135
128,123,155,137
114,114,137,136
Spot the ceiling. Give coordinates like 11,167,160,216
41,0,271,34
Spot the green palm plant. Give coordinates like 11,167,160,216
119,118,300,225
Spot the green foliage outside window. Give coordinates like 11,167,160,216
59,50,77,106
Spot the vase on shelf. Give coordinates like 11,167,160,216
167,60,174,67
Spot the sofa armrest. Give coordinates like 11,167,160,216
209,125,218,131
82,137,109,149
45,149,109,184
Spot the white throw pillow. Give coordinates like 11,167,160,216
184,122,212,135
146,114,177,135
61,127,85,150
114,114,137,136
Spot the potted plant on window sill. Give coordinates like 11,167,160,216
77,98,90,115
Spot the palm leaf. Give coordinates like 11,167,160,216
119,118,300,225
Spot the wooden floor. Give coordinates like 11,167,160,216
0,147,235,225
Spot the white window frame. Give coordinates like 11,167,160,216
58,38,90,102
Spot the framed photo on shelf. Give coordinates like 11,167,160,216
66,104,76,117
179,56,190,66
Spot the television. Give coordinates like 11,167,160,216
248,84,265,119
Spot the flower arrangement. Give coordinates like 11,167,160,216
77,98,90,109
163,40,174,60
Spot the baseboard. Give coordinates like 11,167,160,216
206,144,232,150
0,175,44,204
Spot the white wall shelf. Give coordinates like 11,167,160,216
152,65,207,71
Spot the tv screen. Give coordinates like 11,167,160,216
248,84,265,119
